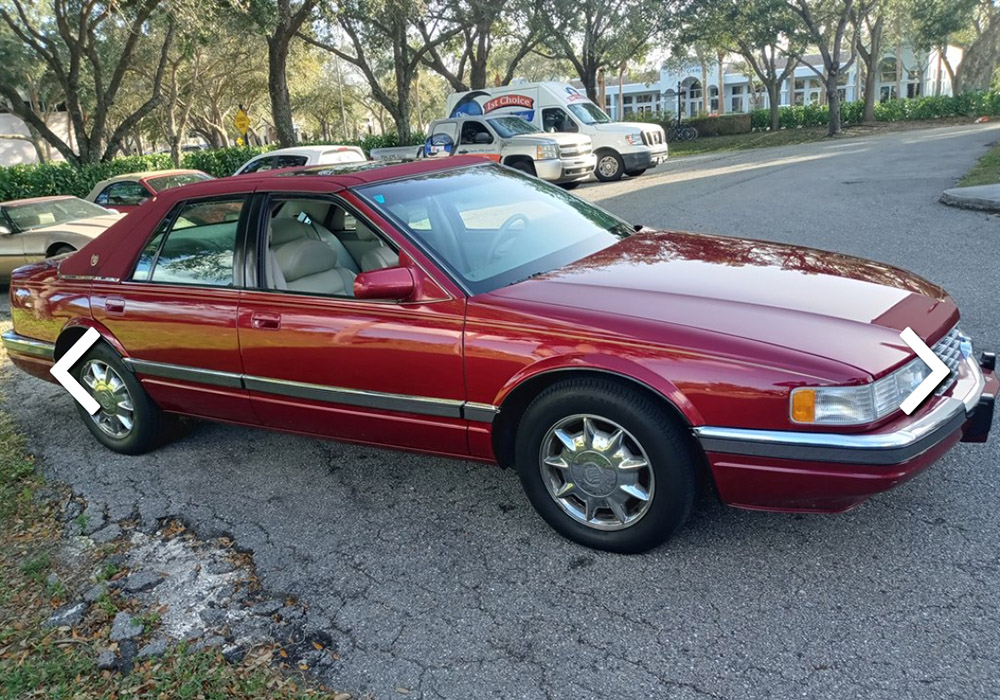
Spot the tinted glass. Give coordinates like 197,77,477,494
6,198,110,230
356,165,630,295
105,182,149,206
146,172,212,192
487,117,540,137
242,157,275,174
568,102,612,124
135,198,244,287
276,155,308,168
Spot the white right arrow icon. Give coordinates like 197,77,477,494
898,326,950,415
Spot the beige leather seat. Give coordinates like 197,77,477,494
356,220,400,271
274,239,356,296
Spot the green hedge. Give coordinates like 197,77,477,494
0,133,428,201
749,90,1000,131
685,113,752,137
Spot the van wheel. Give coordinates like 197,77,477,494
559,182,581,190
595,151,624,182
625,168,647,177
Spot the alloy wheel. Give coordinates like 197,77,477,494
539,414,655,531
80,359,135,439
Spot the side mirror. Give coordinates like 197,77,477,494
473,132,492,144
353,266,414,301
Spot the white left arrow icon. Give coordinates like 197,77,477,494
50,327,101,414
898,326,950,415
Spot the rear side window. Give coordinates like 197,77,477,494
241,157,275,174
131,198,245,287
276,155,308,169
98,181,149,206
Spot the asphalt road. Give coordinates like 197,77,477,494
3,123,999,699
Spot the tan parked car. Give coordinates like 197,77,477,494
0,196,122,282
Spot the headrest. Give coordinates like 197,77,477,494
270,217,311,246
356,219,379,241
330,208,345,230
274,239,338,283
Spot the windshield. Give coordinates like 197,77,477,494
146,172,212,192
568,102,613,125
356,164,632,295
5,198,110,231
486,117,540,138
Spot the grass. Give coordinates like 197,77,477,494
958,142,1000,186
667,116,981,158
0,379,350,699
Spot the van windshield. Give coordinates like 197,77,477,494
568,102,613,125
487,117,540,137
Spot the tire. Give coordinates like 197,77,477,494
624,168,647,177
559,182,581,190
514,378,697,553
508,159,536,177
594,151,624,182
47,244,76,258
71,341,164,455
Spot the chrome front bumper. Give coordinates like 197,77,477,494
694,354,992,466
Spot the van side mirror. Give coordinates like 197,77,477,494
473,132,492,144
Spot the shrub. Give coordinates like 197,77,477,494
686,113,752,137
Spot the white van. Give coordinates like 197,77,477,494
445,81,667,182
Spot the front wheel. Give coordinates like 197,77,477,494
507,160,536,177
558,182,581,190
514,378,697,553
72,341,164,455
594,151,624,182
625,168,647,177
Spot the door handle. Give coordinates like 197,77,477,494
457,149,468,154
106,297,125,314
251,313,280,330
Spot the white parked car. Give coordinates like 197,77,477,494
233,145,367,176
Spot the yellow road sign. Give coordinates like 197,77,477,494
234,108,250,135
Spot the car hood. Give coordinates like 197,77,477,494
507,132,591,147
490,230,958,377
27,213,124,238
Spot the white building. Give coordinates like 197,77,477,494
602,45,965,120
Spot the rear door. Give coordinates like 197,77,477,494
91,195,256,423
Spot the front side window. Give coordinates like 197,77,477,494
487,117,540,138
104,182,149,207
242,157,276,174
542,108,577,133
356,164,631,295
132,198,245,287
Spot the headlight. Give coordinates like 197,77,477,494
625,131,644,145
790,357,935,425
536,144,560,160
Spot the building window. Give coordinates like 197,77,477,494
794,78,821,106
879,57,898,84
730,85,744,113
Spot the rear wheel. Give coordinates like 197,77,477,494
72,342,164,455
559,182,581,190
47,244,75,258
514,378,697,553
625,168,647,177
594,151,624,182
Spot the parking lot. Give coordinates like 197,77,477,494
2,123,999,699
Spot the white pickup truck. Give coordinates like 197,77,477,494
370,116,596,188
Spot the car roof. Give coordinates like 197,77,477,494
254,145,364,158
91,169,207,189
2,195,78,207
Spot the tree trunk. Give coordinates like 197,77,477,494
767,82,781,131
826,70,842,136
717,53,725,115
955,15,1000,93
862,62,877,122
581,63,600,103
267,34,297,147
468,24,490,89
861,15,883,123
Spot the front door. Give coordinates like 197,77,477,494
91,195,255,423
237,193,468,456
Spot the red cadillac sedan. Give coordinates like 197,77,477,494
3,157,996,552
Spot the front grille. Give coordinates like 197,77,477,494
641,130,664,146
932,326,969,393
560,144,592,158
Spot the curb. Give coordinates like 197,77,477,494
940,185,1000,213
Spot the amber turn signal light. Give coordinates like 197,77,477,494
791,389,816,423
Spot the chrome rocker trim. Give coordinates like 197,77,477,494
124,357,499,423
694,357,988,466
1,330,56,360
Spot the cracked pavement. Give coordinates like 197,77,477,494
3,123,999,699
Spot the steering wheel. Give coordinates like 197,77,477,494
486,213,530,262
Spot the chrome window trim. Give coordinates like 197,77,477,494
1,330,55,360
